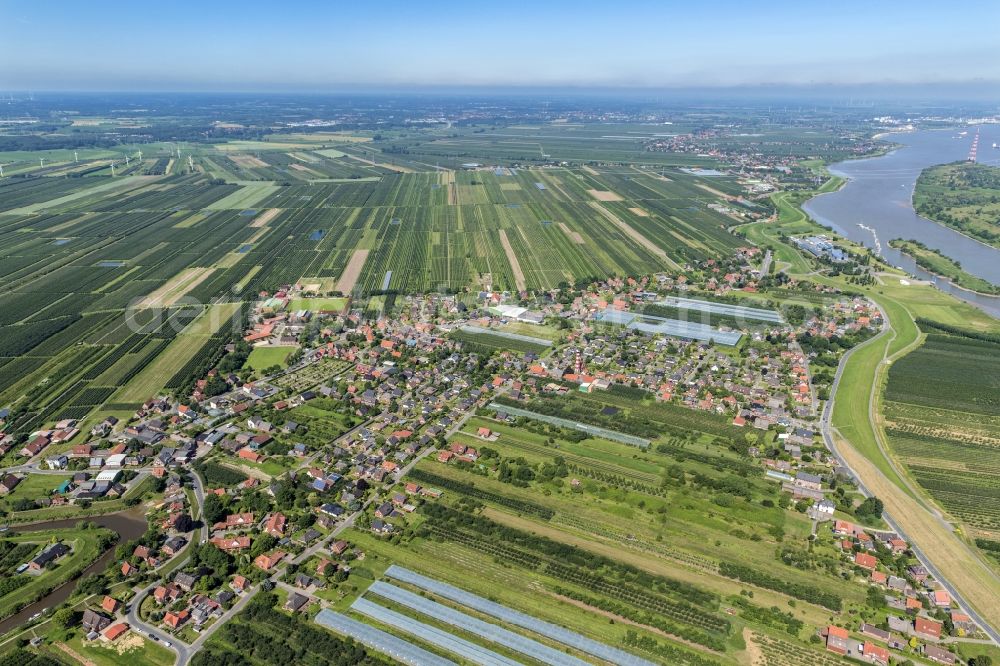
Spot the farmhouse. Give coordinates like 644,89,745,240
923,644,956,665
82,609,112,634
913,616,943,640
29,542,70,571
825,625,850,655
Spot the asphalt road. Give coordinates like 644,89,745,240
125,582,190,664
820,309,1000,644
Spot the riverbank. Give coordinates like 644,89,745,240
2,474,157,526
0,525,115,625
913,161,1000,251
889,239,1000,295
0,510,148,637
803,126,1000,301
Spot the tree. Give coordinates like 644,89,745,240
51,608,76,631
202,493,227,526
970,657,993,666
195,543,234,577
856,496,884,519
250,534,276,559
75,574,107,596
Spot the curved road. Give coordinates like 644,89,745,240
821,312,1000,644
125,470,208,665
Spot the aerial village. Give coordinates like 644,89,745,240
1,251,979,666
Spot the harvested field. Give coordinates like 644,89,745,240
582,165,600,175
743,629,764,666
206,182,280,210
336,248,370,293
558,222,585,245
314,148,346,158
498,229,527,292
832,431,1000,624
213,252,246,269
589,201,676,267
137,266,215,308
289,162,320,175
173,211,207,228
696,183,731,199
230,154,268,168
112,302,240,404
628,207,649,217
346,153,414,173
587,189,623,201
250,208,282,227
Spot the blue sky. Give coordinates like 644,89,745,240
2,0,999,91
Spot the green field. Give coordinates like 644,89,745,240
0,526,114,621
448,328,551,355
244,345,297,371
319,400,878,665
0,473,73,511
285,297,348,311
913,161,1000,249
883,330,1000,532
111,302,242,405
889,239,999,294
0,149,755,442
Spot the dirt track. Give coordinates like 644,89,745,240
589,201,677,268
587,188,623,201
557,222,585,244
833,431,1000,625
498,230,526,292
251,208,282,227
335,249,369,293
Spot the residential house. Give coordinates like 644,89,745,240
861,641,889,666
254,551,286,571
859,624,890,642
0,474,20,494
211,536,251,553
82,609,112,634
164,609,190,629
794,471,822,491
923,645,956,665
153,583,182,605
162,536,187,556
264,512,287,537
914,616,943,641
285,593,309,613
174,571,199,592
854,552,877,570
232,575,248,593
29,543,69,571
825,625,850,655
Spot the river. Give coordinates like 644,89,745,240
803,126,1000,317
0,509,147,636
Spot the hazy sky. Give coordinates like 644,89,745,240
3,0,1000,91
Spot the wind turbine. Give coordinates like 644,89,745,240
110,162,116,177
124,153,130,167
74,151,79,162
188,155,194,172
176,147,181,159
39,158,45,168
137,149,142,161
0,164,4,177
